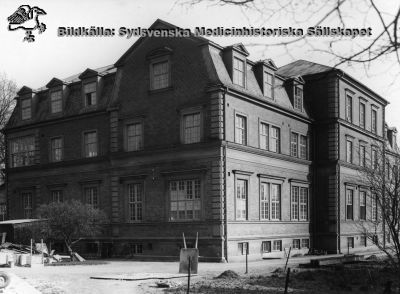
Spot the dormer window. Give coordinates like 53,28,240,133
151,60,170,90
21,98,32,120
294,87,303,111
84,82,97,106
233,57,245,87
50,90,62,113
264,72,274,99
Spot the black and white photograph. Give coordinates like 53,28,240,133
0,0,400,293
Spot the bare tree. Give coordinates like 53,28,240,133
181,0,400,68
0,74,16,180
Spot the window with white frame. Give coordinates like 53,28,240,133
130,243,143,254
151,60,169,90
261,241,271,253
371,109,377,134
359,191,366,220
50,90,62,113
84,187,98,209
22,192,32,218
301,239,310,248
260,182,281,220
293,239,300,249
270,126,280,153
84,131,97,157
236,179,247,220
272,240,282,251
10,136,35,167
291,186,299,220
290,132,298,157
52,190,63,202
50,137,63,162
359,102,365,129
126,123,143,151
238,242,248,255
271,184,281,220
346,188,354,220
183,112,201,144
259,122,269,150
260,182,270,220
346,95,353,122
127,183,143,222
21,98,31,120
371,147,378,169
292,186,308,221
360,235,367,247
300,135,308,159
264,72,273,98
294,87,303,111
233,57,245,87
84,82,97,106
359,144,366,167
347,237,354,248
371,193,377,221
346,139,353,163
169,179,201,221
235,114,247,145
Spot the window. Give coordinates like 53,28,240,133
50,137,63,162
346,95,353,122
272,240,282,251
264,72,273,98
371,109,377,134
236,179,247,220
235,114,247,145
371,147,378,169
271,184,281,220
50,91,62,113
290,132,298,157
126,123,143,151
359,191,366,220
127,183,143,221
301,239,310,249
371,193,377,221
359,102,365,129
360,235,367,247
270,126,280,153
299,135,308,159
261,241,271,253
346,189,354,220
84,131,97,157
293,239,300,249
85,187,98,209
299,187,308,221
291,186,299,220
183,113,201,144
260,182,270,220
347,237,354,248
151,60,169,90
22,192,32,218
130,243,143,254
260,182,281,221
238,242,248,255
346,139,353,163
21,98,31,120
84,82,97,106
52,190,63,202
233,57,245,87
10,136,35,167
294,87,303,111
359,144,366,167
170,179,201,221
259,122,269,150
291,186,308,221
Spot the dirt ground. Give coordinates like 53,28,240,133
0,254,394,294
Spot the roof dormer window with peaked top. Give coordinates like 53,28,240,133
294,86,303,111
84,82,97,107
264,72,274,99
21,98,32,120
50,90,62,113
233,57,245,87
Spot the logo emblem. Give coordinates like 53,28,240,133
7,5,47,42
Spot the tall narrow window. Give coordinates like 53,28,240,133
52,190,63,202
235,114,247,145
238,242,248,255
371,147,378,169
346,140,353,163
183,113,201,144
372,193,377,221
260,182,270,220
50,91,62,113
346,189,354,220
10,136,35,167
291,186,299,220
359,191,366,220
128,183,143,221
359,144,366,167
347,237,354,248
270,184,281,220
259,122,269,150
233,58,245,87
264,72,273,98
84,82,97,106
50,137,63,162
346,95,353,122
299,187,308,221
371,109,377,134
272,240,282,251
294,87,303,111
299,135,308,159
170,179,201,221
152,60,169,90
290,132,299,157
359,102,365,129
236,179,247,220
85,187,98,209
21,98,32,120
84,131,97,157
270,126,280,153
126,123,143,151
22,192,32,218
293,239,301,249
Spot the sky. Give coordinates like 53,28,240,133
0,0,399,127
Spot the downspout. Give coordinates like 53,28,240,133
382,106,386,249
337,70,344,254
222,87,228,262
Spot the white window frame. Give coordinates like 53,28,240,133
22,192,32,218
150,58,170,90
264,72,273,99
84,186,99,209
50,90,62,113
50,136,63,162
83,130,98,158
346,188,354,220
359,143,366,167
269,126,280,153
346,94,353,122
236,178,248,220
169,179,202,221
84,82,97,107
51,190,63,203
359,101,365,129
235,114,247,145
127,182,144,222
125,122,143,151
10,136,35,168
181,111,202,144
346,139,353,163
233,57,245,87
290,132,299,157
294,87,303,111
359,190,366,220
259,122,269,150
371,108,377,134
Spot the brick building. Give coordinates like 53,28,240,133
4,19,394,261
